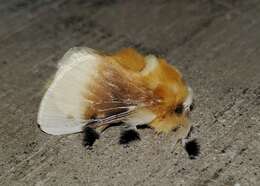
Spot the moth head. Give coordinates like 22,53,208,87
141,55,194,132
170,86,194,117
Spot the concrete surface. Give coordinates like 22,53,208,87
0,0,259,185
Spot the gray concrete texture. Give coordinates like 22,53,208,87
0,0,259,185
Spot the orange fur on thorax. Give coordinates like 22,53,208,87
112,48,146,72
98,48,190,133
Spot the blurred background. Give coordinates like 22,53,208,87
0,0,259,185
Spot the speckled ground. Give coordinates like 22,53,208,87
0,0,259,185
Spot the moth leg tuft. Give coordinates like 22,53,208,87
183,139,200,159
82,127,100,149
119,126,140,145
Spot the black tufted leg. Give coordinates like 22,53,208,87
119,126,140,145
82,127,100,149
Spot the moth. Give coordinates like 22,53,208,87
38,47,199,158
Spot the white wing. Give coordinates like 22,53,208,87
37,47,102,135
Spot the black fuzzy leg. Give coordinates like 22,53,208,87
184,139,200,159
119,128,140,145
82,127,100,149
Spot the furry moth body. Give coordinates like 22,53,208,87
38,47,195,153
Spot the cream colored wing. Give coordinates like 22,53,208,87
37,47,102,135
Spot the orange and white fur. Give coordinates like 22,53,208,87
38,47,194,149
